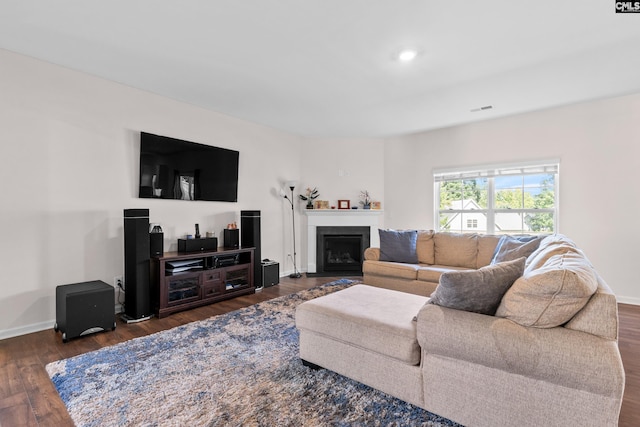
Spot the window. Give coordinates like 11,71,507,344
434,160,559,235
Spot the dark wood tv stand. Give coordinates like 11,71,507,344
151,247,255,318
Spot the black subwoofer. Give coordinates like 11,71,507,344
123,209,152,322
261,261,279,287
241,210,261,287
55,280,116,343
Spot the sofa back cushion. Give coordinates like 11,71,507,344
496,252,598,328
434,232,478,269
416,230,435,264
476,234,501,268
525,234,583,273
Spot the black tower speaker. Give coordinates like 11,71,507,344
123,209,153,322
241,210,261,287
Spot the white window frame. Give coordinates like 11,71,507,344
434,159,560,235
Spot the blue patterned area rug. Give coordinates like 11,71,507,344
47,279,460,426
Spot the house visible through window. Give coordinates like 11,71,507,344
434,160,559,235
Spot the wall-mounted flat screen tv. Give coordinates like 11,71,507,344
138,132,239,202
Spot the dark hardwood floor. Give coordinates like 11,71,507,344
1,276,639,426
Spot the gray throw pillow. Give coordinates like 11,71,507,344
428,257,526,315
379,229,419,263
491,235,543,264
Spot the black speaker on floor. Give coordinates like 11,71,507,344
123,209,153,322
261,261,279,287
55,280,116,342
241,210,261,287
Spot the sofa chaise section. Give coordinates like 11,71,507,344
296,284,428,408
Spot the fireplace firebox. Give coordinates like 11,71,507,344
315,226,370,275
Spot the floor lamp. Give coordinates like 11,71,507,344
281,181,301,278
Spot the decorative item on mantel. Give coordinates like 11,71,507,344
314,200,330,209
299,187,319,209
359,190,372,209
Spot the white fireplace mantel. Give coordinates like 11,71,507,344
304,210,383,273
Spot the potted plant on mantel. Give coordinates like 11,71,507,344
299,187,319,209
360,190,372,209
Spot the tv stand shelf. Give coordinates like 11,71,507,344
151,247,255,318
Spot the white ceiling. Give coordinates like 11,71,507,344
2,1,640,137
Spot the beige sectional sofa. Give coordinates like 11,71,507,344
296,232,625,426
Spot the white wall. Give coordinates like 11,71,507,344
383,93,640,304
0,49,308,338
0,49,385,339
296,138,385,268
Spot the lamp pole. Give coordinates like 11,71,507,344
283,183,301,278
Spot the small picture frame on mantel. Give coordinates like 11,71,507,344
338,200,350,210
314,200,330,210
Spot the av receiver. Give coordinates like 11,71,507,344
207,253,239,269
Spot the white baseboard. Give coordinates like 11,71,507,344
0,320,55,340
617,295,640,306
0,304,125,341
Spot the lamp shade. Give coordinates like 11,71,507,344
285,180,298,190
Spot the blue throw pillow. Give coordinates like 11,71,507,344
491,235,543,264
379,229,419,263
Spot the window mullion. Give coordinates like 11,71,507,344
487,177,495,234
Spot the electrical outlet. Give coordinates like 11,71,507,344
114,276,124,290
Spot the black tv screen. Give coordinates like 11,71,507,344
138,132,239,202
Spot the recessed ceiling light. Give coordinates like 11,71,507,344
397,49,418,63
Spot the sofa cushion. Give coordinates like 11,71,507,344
428,257,526,315
433,232,478,269
491,235,543,264
379,229,419,263
416,230,435,264
496,252,598,328
363,260,420,280
296,284,427,365
416,265,474,284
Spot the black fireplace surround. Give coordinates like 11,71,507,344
315,226,370,275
